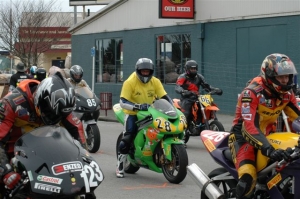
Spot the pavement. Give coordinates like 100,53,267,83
98,109,235,131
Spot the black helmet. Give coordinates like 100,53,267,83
185,60,198,78
70,65,83,83
135,58,154,83
34,72,76,125
36,68,47,81
261,53,297,95
16,62,25,72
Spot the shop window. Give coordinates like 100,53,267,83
95,38,123,83
156,34,191,84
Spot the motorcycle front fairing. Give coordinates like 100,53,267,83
14,126,104,196
75,87,101,113
200,130,238,179
136,99,186,161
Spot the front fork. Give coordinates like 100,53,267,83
199,102,210,129
160,137,184,161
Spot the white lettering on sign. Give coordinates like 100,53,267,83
177,7,190,12
164,6,176,11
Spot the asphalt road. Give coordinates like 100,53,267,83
90,119,234,199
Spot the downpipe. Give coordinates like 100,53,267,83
187,163,225,199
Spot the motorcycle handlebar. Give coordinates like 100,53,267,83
277,147,300,167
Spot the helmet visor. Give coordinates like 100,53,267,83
274,61,297,76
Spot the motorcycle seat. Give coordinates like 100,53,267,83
223,149,233,163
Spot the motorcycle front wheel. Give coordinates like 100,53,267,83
86,124,101,153
209,120,225,131
200,167,237,199
162,144,188,184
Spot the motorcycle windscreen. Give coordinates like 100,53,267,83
14,126,103,196
75,87,94,98
152,99,177,118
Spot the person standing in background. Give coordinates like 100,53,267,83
9,62,31,92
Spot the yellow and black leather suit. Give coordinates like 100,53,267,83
228,77,300,198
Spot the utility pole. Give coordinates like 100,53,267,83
10,0,13,74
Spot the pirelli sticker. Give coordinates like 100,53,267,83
267,173,282,190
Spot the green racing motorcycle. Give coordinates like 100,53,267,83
114,98,188,184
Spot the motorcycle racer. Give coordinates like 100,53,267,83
0,72,86,196
175,60,222,135
228,53,300,199
68,65,91,89
116,58,173,178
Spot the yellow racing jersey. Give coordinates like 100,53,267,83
121,72,167,115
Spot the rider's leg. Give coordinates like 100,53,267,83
116,114,137,178
228,134,257,199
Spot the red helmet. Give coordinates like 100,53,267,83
261,53,297,94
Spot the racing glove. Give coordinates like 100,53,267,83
265,146,291,162
3,171,21,190
133,103,150,111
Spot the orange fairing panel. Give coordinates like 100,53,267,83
206,106,219,111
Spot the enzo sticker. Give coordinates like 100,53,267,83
52,161,83,175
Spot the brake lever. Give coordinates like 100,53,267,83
277,147,300,170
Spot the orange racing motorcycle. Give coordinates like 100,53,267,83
173,89,224,144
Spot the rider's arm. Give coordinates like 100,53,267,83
175,74,187,94
198,74,213,92
120,97,135,111
232,89,274,156
283,93,300,121
161,94,173,105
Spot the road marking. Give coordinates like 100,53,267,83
123,183,179,190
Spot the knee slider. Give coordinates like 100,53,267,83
236,174,254,198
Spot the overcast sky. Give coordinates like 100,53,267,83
1,0,107,12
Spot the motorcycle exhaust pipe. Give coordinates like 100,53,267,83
187,163,225,199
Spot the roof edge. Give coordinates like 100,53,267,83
68,0,128,34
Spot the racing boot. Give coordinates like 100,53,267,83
116,153,127,178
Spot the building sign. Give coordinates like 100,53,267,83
51,44,71,49
19,27,71,39
69,0,112,6
159,0,194,19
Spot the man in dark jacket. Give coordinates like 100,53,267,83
175,60,222,137
9,62,30,92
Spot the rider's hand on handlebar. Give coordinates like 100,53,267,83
134,103,150,111
214,88,223,96
269,148,291,162
3,171,21,190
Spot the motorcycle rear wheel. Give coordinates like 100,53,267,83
162,144,188,184
86,124,101,153
116,133,140,174
209,120,225,131
200,167,237,199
